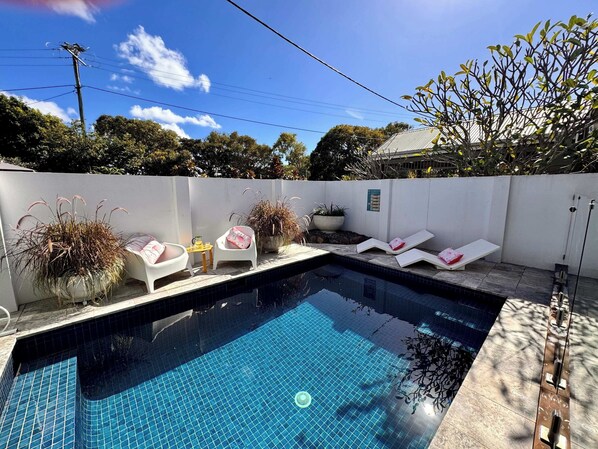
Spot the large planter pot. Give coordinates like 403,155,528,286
49,272,116,306
259,235,285,253
312,215,345,233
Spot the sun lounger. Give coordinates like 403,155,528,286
395,239,500,270
356,230,434,255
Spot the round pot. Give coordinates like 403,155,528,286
312,215,345,233
259,235,285,253
50,273,115,306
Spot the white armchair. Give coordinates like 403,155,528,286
125,242,191,293
213,226,258,270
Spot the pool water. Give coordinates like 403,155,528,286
1,264,501,449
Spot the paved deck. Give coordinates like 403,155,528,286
0,243,596,448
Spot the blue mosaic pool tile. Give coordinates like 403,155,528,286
76,289,463,448
0,354,13,420
2,260,500,448
0,351,76,449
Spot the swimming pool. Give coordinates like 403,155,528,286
0,260,503,448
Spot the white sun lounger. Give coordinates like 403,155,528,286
395,239,500,270
356,230,435,255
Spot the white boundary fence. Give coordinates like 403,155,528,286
0,172,596,310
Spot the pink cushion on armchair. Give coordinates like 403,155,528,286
125,234,165,264
141,240,165,264
226,226,252,249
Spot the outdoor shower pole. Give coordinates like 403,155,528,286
565,198,595,353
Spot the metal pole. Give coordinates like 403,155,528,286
565,199,595,352
61,42,87,134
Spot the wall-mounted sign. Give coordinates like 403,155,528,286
367,189,381,212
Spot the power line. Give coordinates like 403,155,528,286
210,92,388,123
84,85,328,134
0,56,68,59
223,0,405,108
0,64,71,67
86,85,405,145
86,63,394,123
0,84,74,92
82,54,407,117
23,90,75,105
85,61,412,121
0,48,56,51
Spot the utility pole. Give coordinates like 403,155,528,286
61,42,88,134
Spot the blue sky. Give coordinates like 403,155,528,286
0,0,595,151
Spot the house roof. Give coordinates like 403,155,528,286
375,127,440,157
375,109,552,159
0,161,34,172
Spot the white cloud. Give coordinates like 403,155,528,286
1,91,75,123
47,0,98,23
116,26,211,92
346,109,365,120
110,73,134,84
160,123,190,139
197,74,211,93
130,105,221,129
107,85,141,95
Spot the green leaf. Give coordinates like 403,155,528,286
524,56,534,64
401,95,413,101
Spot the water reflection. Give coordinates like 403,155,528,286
394,331,475,415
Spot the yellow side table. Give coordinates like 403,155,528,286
186,242,214,274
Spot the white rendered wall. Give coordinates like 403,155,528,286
0,172,192,305
324,180,391,239
188,178,275,245
279,180,327,228
502,174,598,277
1,172,597,309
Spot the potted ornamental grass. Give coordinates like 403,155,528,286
232,190,307,253
312,203,347,233
4,196,127,305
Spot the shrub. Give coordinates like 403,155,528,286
3,196,126,301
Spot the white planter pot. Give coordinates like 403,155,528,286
259,235,285,253
313,215,345,233
50,274,114,305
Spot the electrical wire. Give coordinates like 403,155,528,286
85,61,413,122
0,64,71,67
83,54,407,117
0,56,69,59
209,92,388,123
223,0,405,108
0,84,74,92
85,85,407,145
85,63,392,123
0,48,57,51
22,90,75,105
84,85,328,134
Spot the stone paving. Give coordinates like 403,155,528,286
0,243,596,448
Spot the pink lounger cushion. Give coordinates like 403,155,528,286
226,226,252,249
438,248,464,265
388,237,406,251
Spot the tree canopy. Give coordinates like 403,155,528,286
402,15,598,176
0,96,312,178
309,122,410,180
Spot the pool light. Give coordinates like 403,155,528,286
294,391,312,408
